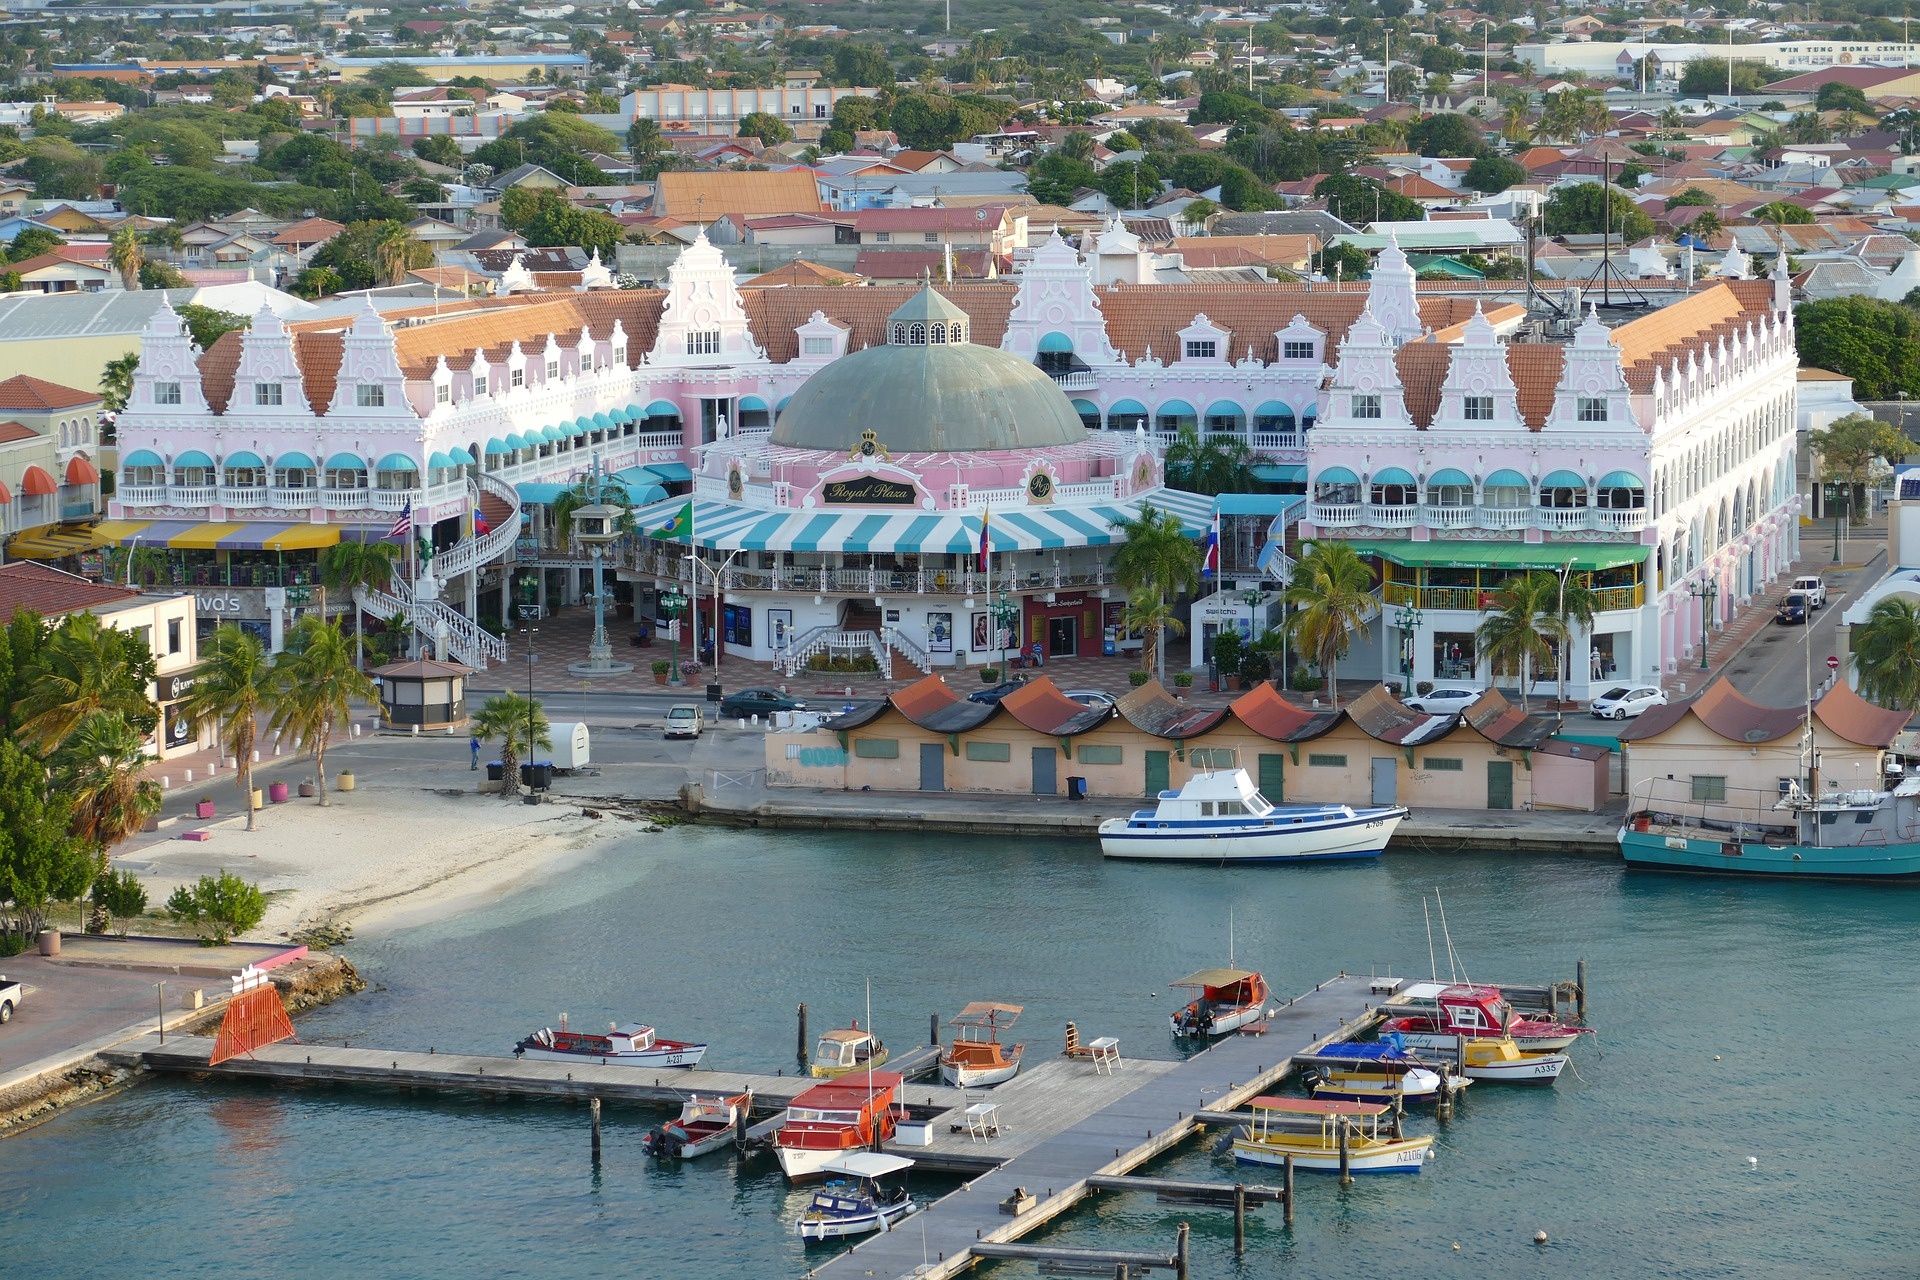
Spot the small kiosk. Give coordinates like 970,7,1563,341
373,658,476,730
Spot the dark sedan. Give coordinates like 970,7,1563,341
968,679,1028,705
718,687,807,718
1775,597,1808,626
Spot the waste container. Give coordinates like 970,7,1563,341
706,682,723,704
486,763,504,782
521,762,553,791
1066,776,1087,801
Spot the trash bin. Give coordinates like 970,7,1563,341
521,762,552,791
1067,776,1087,801
706,682,723,704
486,762,504,782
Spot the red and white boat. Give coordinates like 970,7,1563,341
1169,968,1270,1038
774,1070,905,1182
642,1091,751,1160
1380,983,1592,1054
514,1015,707,1068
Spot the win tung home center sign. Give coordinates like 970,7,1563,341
822,477,917,505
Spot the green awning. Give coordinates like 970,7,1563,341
1342,539,1651,572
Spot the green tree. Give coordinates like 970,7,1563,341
175,305,249,351
13,612,158,757
1543,183,1654,242
58,711,161,931
139,260,190,290
1405,113,1483,157
1119,588,1185,682
522,190,624,257
1098,159,1162,209
22,137,104,200
1282,541,1375,710
8,227,64,263
1795,301,1920,400
1686,209,1724,241
1538,87,1608,142
180,624,275,832
373,222,428,286
90,867,148,938
737,111,793,146
1679,57,1773,96
165,869,266,944
500,184,543,231
270,616,376,805
1321,241,1371,281
1664,187,1715,210
1057,130,1097,161
319,539,403,669
1163,425,1255,496
1851,596,1920,713
1313,173,1421,225
1024,152,1097,205
100,351,140,412
827,43,894,87
0,738,88,942
626,115,663,164
1475,572,1564,712
1463,154,1525,194
109,223,143,291
1109,504,1203,684
1547,575,1598,707
471,691,549,799
1810,412,1912,505
1753,200,1815,225
413,134,464,167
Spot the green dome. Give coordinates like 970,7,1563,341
771,285,1089,454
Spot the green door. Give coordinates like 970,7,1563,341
1257,753,1285,803
1487,760,1514,810
1145,750,1170,798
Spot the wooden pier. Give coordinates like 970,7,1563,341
809,974,1382,1280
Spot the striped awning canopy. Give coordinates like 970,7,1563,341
628,488,1216,554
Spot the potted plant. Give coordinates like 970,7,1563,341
651,659,671,685
1212,630,1245,689
1172,671,1194,696
195,796,215,819
1289,666,1324,693
981,667,999,683
1128,670,1151,687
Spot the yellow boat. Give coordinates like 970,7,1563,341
809,1022,889,1079
1229,1097,1434,1174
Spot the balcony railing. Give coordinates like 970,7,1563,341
320,488,370,510
118,484,167,506
270,488,315,509
1422,505,1474,528
1384,581,1645,612
1311,502,1361,526
623,548,1118,596
371,488,413,510
1536,507,1591,531
1369,504,1417,527
220,486,267,507
1595,508,1648,532
1048,370,1096,390
1478,507,1532,530
169,484,218,506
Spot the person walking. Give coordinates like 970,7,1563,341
470,734,481,770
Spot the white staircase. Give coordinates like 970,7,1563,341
883,626,933,675
353,472,521,669
781,628,892,679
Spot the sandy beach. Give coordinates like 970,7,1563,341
115,784,647,940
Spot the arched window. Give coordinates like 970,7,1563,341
892,324,907,344
928,322,946,344
909,323,926,345
1369,467,1416,507
1539,469,1588,510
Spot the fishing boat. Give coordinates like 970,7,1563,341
773,1071,904,1182
1097,764,1405,863
641,1091,751,1160
1619,777,1920,879
514,1015,706,1068
940,1002,1025,1087
793,1153,919,1240
810,1020,888,1079
1380,983,1593,1054
1169,968,1269,1038
1456,1036,1568,1084
1228,1097,1434,1173
1308,1063,1468,1106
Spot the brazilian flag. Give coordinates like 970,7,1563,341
654,500,694,541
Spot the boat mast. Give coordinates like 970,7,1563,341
1423,899,1438,981
1804,615,1820,848
1434,889,1467,985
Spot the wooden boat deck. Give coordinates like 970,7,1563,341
811,974,1380,1280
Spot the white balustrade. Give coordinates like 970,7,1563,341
1596,508,1649,532
1536,507,1592,531
117,484,168,506
269,488,315,510
168,485,218,506
1311,502,1361,526
320,489,369,510
1478,507,1532,530
1368,504,1418,527
219,486,268,507
1421,505,1474,528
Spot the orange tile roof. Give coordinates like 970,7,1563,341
1608,281,1774,392
654,170,825,218
0,420,37,443
0,374,100,411
0,562,137,621
740,259,864,287
1814,677,1911,747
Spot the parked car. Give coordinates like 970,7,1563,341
1790,575,1827,609
1590,685,1668,720
969,679,1029,705
1402,686,1483,715
1775,595,1809,626
0,974,21,1024
1062,688,1117,709
717,688,806,719
664,704,704,739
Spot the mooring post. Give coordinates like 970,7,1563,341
1337,1117,1352,1185
1390,1097,1404,1140
931,1011,940,1050
1175,1221,1190,1280
797,1002,808,1065
1576,958,1588,1021
1437,1068,1453,1122
1233,1183,1246,1257
155,980,166,1044
1283,1155,1295,1224
589,1097,602,1162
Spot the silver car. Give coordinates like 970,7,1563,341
1590,685,1666,720
1403,686,1482,714
1063,689,1118,709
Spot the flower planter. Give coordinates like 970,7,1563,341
337,771,356,792
250,789,264,810
654,672,668,685
268,782,289,803
37,929,60,957
195,801,216,819
298,782,316,798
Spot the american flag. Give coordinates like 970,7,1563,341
389,500,412,539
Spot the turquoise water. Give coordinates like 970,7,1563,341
5,828,1919,1280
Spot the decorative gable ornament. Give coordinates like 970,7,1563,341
1000,228,1124,367
231,304,313,418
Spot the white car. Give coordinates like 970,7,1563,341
1403,686,1483,715
1062,689,1117,709
1590,685,1667,720
664,704,704,739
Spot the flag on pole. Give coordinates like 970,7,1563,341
976,507,991,572
389,500,412,540
655,500,694,541
1202,510,1220,577
473,509,490,536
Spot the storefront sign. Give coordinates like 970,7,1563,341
161,701,195,751
821,477,917,506
163,673,196,702
196,591,246,615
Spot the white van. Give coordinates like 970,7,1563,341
664,705,704,739
1790,576,1827,608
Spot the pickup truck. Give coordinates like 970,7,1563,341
0,974,21,1024
1790,576,1827,609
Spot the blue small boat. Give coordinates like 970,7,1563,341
1098,766,1404,863
1619,779,1920,880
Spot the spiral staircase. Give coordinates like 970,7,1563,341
355,471,520,669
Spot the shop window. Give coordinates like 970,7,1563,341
1691,775,1727,802
1308,753,1347,768
854,738,900,758
964,741,1010,762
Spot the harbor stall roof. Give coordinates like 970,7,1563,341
1812,678,1911,747
1618,676,1804,744
1463,688,1559,750
998,678,1111,736
1344,683,1457,746
1114,681,1229,739
1225,681,1341,742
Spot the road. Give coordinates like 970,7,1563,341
1721,550,1883,708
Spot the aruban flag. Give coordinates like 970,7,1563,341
1201,510,1220,577
655,500,694,541
389,500,412,540
976,507,991,572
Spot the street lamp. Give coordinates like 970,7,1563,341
662,584,688,685
525,627,538,785
990,590,1020,684
1687,579,1718,671
1393,602,1423,680
563,458,632,677
1827,480,1849,564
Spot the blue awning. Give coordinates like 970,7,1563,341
1038,331,1074,353
1371,467,1415,487
378,453,418,472
625,482,666,505
1428,468,1472,487
1315,466,1358,485
1541,469,1585,490
592,412,613,431
448,446,476,465
1253,400,1293,417
174,450,214,468
1204,400,1244,420
516,482,569,504
1156,400,1195,418
502,433,527,451
1599,470,1644,489
1485,468,1528,488
1109,399,1147,415
325,453,366,471
223,450,264,469
123,449,163,468
426,452,452,470
738,396,769,411
641,399,680,418
272,451,314,470
646,461,693,483
1215,493,1296,515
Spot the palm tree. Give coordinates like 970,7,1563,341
320,538,403,669
1475,573,1565,712
180,624,275,831
1109,505,1203,683
1163,425,1257,497
1851,597,1920,712
110,223,142,291
373,223,425,287
1549,572,1599,707
1120,589,1185,680
1282,541,1375,709
270,616,376,805
549,474,632,545
14,612,159,756
59,710,162,931
471,691,550,798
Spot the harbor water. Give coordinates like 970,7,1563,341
5,825,1918,1279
